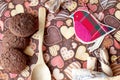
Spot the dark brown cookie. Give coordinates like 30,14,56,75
2,30,29,49
9,13,38,37
0,48,28,74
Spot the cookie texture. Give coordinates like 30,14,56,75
2,30,29,49
9,13,38,37
0,48,28,74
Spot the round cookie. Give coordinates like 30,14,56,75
2,30,29,49
9,13,38,37
0,48,28,74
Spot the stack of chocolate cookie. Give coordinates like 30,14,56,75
0,13,38,74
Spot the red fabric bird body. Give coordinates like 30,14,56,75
71,10,116,52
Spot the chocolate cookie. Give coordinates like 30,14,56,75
2,30,29,49
0,48,28,73
9,13,38,37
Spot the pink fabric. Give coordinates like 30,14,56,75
75,21,91,42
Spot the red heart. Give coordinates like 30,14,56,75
51,56,64,68
109,8,116,15
56,21,63,27
87,3,97,12
9,73,17,78
24,1,30,8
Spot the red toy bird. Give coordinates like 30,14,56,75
71,10,116,52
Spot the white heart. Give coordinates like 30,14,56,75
53,68,64,80
8,2,14,9
30,0,39,6
72,42,77,49
75,46,89,61
115,10,120,20
90,0,98,4
32,31,40,40
11,4,24,16
60,47,74,60
60,26,74,39
49,45,60,56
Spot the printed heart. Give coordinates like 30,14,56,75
110,47,117,54
32,31,40,40
94,12,104,21
4,10,10,17
66,19,73,27
56,21,63,27
53,68,64,80
9,73,17,78
77,7,88,12
87,3,97,12
109,8,116,15
29,0,39,6
72,42,77,49
75,46,89,61
11,4,24,16
89,0,98,4
60,47,74,60
44,26,62,46
51,56,64,68
47,14,55,21
0,20,4,31
102,38,113,49
114,30,120,42
49,45,60,56
64,61,81,79
60,26,74,39
8,2,14,9
114,39,120,49
66,1,77,12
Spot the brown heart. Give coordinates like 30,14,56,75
44,26,62,46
